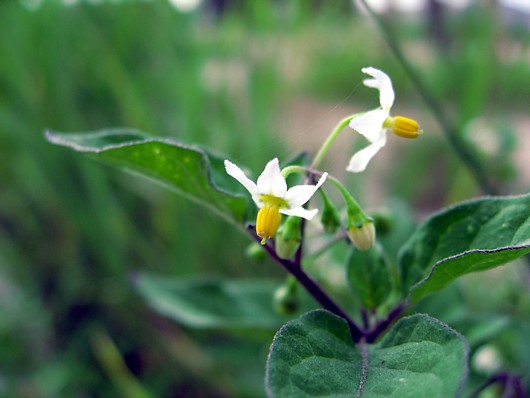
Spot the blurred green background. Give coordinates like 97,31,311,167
1,0,529,396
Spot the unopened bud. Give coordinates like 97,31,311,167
275,216,302,259
347,219,376,251
473,345,502,376
320,190,342,234
273,277,299,315
245,242,267,263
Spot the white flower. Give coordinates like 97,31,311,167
225,158,327,243
347,67,420,173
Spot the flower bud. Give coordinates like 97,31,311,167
275,216,302,259
347,219,376,251
320,190,342,234
273,277,299,315
245,242,267,263
473,345,502,376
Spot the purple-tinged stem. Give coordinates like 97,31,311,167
247,225,364,342
365,300,408,343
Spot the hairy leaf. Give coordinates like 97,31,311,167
399,194,530,302
347,245,392,310
266,310,468,398
45,129,248,224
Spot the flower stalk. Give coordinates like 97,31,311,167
311,114,358,170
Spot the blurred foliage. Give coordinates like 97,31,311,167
1,0,529,396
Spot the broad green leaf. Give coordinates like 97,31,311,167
45,129,248,224
399,194,530,302
132,273,316,329
347,245,392,311
266,310,468,398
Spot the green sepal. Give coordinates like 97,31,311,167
319,189,342,234
275,216,302,259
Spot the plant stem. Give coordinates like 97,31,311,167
365,300,408,343
357,0,498,195
311,114,358,170
247,225,364,342
326,175,363,214
466,372,527,398
281,165,306,178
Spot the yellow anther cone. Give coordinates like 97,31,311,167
256,206,282,244
385,116,421,139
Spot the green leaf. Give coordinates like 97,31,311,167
45,129,248,224
132,273,316,329
399,194,530,302
266,310,468,398
347,245,392,311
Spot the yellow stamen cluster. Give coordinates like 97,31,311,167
256,206,282,245
256,195,288,244
384,116,422,139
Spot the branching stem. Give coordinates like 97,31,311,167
247,225,364,342
247,225,408,343
466,372,527,398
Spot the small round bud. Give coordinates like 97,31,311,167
275,216,302,259
473,345,502,376
347,219,376,251
273,279,299,315
245,242,267,262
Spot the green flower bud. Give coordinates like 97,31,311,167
325,175,375,250
319,189,342,234
347,217,376,251
245,242,267,262
273,277,299,315
275,216,302,259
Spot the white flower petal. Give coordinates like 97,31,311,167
256,158,287,197
284,172,328,208
361,67,395,112
224,160,258,196
281,206,318,220
251,196,263,208
346,134,387,173
349,109,388,143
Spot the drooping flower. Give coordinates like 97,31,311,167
346,219,376,251
347,67,422,173
225,158,327,244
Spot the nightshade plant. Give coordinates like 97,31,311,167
45,67,530,397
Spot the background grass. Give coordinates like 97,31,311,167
1,0,529,396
